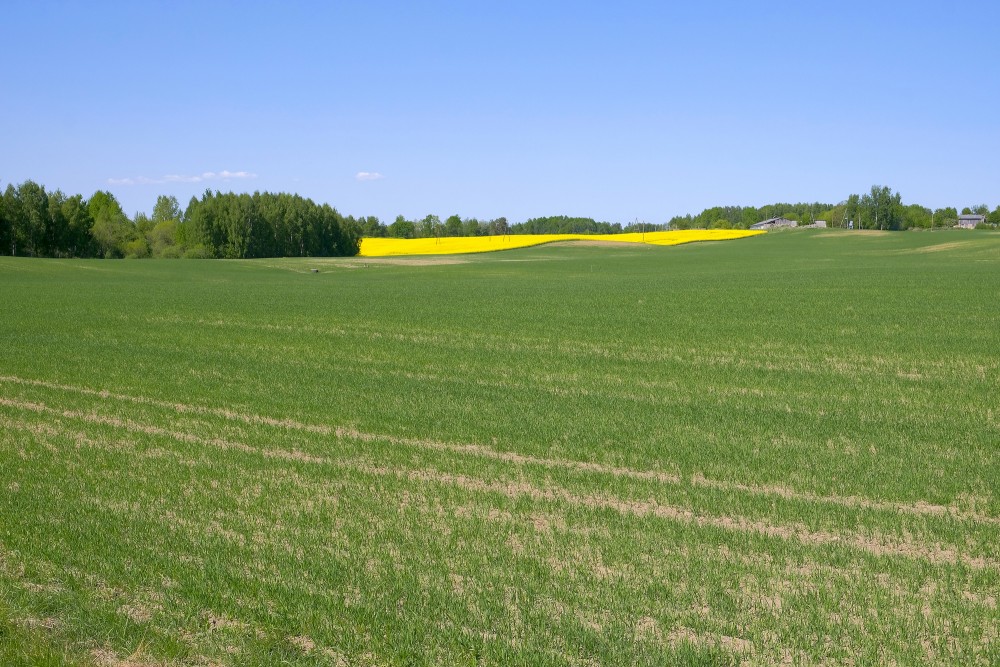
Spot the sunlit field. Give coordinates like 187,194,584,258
1,229,999,666
358,229,763,256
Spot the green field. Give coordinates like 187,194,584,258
1,229,998,666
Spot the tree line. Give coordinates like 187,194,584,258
357,213,636,238
358,214,511,239
0,182,361,258
668,187,1000,231
3,179,998,259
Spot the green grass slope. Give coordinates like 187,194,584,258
1,229,998,665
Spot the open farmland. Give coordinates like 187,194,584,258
1,230,999,666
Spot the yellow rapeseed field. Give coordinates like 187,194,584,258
359,229,764,257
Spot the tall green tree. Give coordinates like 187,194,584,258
462,217,482,236
859,185,902,230
444,214,463,237
740,207,761,228
179,193,213,255
88,190,135,257
932,207,957,229
15,180,50,256
61,194,94,257
988,206,1000,227
388,215,415,239
668,214,693,230
152,195,182,223
901,204,932,229
46,190,72,256
1,183,15,255
358,216,385,237
417,214,441,238
844,194,861,228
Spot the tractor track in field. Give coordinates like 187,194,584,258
133,314,999,382
3,392,999,571
2,374,997,527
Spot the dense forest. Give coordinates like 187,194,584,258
1,180,997,258
0,183,361,259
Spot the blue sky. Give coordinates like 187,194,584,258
2,1,997,223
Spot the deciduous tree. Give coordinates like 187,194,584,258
444,214,463,237
152,195,182,223
15,180,50,256
88,190,135,258
388,215,415,239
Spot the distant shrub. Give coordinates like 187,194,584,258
123,238,150,259
159,245,184,259
183,244,211,259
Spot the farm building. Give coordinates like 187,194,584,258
956,214,985,229
749,217,797,230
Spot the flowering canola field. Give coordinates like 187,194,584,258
359,229,763,256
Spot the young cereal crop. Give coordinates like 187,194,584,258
0,230,998,666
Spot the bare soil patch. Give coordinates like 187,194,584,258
900,241,973,254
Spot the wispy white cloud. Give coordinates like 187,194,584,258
108,176,156,186
108,170,257,186
355,171,384,181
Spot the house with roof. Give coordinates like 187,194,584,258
749,217,797,230
956,214,985,229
